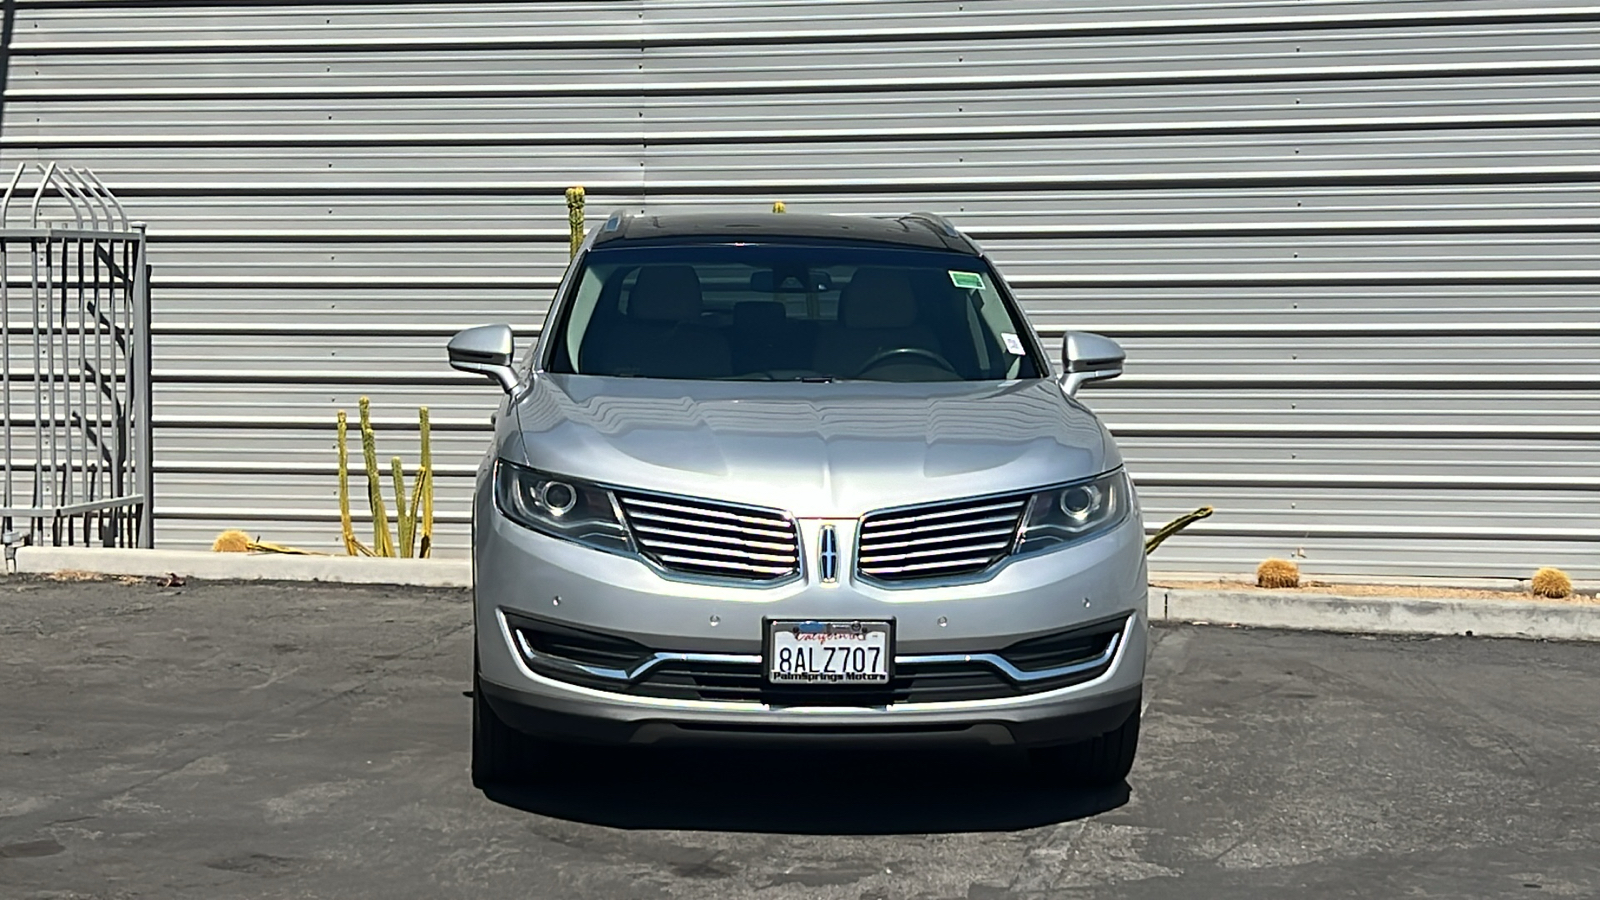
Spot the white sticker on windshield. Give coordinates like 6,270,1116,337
1002,332,1026,355
949,271,985,290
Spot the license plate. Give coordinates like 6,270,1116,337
766,620,892,684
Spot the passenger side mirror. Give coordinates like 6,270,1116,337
1060,331,1125,397
448,324,518,393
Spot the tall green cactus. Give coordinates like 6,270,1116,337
566,186,585,259
337,401,433,557
358,397,394,557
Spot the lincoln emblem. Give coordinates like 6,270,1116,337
819,524,839,583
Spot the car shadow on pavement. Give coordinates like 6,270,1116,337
481,744,1128,834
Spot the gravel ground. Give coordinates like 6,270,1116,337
2,576,1597,899
1153,579,1599,603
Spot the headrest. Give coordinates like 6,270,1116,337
629,266,704,322
733,301,788,334
839,268,917,329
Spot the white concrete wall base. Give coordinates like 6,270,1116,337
1151,588,1600,643
10,547,471,588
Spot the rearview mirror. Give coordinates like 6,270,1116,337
749,269,834,293
448,324,518,393
1060,331,1124,397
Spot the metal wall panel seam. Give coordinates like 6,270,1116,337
12,5,1600,52
15,59,1600,99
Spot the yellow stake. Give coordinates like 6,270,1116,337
565,186,586,259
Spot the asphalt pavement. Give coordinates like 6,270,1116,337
1,577,1596,899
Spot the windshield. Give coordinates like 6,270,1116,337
542,243,1045,382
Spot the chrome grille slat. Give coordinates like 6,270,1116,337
866,500,1028,530
655,554,795,576
617,492,800,582
637,538,796,565
857,492,1029,582
857,526,1018,552
621,496,793,531
630,522,795,553
627,512,793,541
861,555,1004,575
856,512,1024,542
855,541,1014,564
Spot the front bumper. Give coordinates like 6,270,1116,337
474,494,1148,748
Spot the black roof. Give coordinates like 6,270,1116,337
590,212,980,255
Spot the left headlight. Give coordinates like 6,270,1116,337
1014,469,1132,555
493,460,631,555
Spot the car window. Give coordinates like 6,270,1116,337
542,243,1044,382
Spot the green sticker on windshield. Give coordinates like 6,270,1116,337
949,271,985,290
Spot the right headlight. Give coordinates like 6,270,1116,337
1014,469,1131,555
493,460,631,555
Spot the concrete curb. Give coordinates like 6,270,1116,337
9,547,471,588
1150,588,1600,642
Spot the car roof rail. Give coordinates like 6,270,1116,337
593,208,633,243
903,211,980,253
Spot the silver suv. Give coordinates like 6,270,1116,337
451,212,1146,788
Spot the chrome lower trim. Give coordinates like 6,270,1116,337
514,631,761,682
515,630,1119,686
897,633,1120,684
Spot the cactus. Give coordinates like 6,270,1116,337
1531,567,1572,599
414,406,433,558
565,185,585,259
335,410,369,556
1257,558,1301,589
1144,506,1213,556
334,402,432,558
391,455,413,558
359,397,394,557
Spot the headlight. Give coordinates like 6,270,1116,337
493,460,630,554
1014,469,1131,555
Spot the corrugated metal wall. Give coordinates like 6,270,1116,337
2,0,1596,578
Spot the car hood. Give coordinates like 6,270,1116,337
510,375,1118,517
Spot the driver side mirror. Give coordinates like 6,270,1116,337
448,324,518,393
1060,331,1124,397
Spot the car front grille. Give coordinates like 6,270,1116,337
856,492,1030,582
615,492,801,582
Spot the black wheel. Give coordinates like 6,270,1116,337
1030,706,1140,787
471,670,548,788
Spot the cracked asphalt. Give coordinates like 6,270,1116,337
2,577,1597,898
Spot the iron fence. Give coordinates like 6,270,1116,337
0,162,152,554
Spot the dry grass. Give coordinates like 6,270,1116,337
45,569,105,582
43,571,153,586
1154,578,1599,604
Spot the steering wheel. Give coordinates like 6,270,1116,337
851,347,959,378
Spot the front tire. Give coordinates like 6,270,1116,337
1030,706,1140,787
471,670,548,788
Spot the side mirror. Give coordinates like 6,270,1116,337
1060,331,1124,397
448,324,518,393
